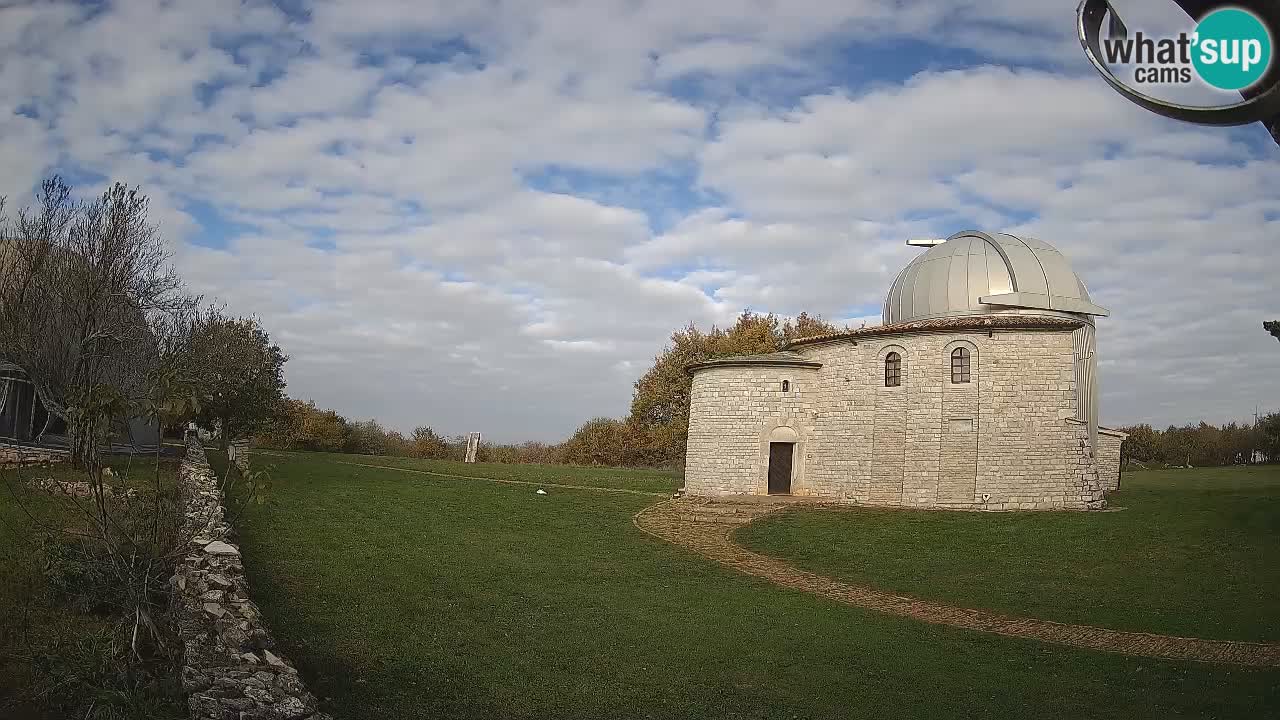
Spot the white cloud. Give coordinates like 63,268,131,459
0,0,1276,441
654,40,797,80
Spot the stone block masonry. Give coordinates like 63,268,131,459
685,365,819,496
684,327,1118,510
0,441,70,467
1097,429,1126,491
228,438,251,474
174,437,331,720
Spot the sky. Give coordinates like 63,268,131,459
0,0,1277,442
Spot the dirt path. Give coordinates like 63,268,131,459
633,499,1280,667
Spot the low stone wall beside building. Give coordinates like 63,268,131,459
174,438,329,720
0,442,69,467
228,438,251,474
1097,428,1127,492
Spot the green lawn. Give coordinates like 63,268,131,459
230,452,1279,720
249,449,684,495
738,465,1280,642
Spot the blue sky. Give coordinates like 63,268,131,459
1,0,1277,441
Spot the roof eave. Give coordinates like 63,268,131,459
685,358,823,375
784,316,1084,350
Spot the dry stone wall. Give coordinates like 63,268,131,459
684,327,1110,510
0,442,69,467
174,438,330,720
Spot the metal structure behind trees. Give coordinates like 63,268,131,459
1077,0,1280,145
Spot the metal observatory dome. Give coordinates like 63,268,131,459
882,231,1109,325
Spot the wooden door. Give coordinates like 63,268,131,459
768,442,793,495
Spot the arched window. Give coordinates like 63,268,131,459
951,347,971,384
884,352,901,387
781,380,790,392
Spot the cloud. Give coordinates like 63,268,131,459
654,40,798,80
700,67,1169,221
0,0,1275,441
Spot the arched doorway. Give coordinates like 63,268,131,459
766,426,799,495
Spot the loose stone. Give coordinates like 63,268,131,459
203,540,240,556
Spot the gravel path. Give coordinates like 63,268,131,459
634,498,1280,667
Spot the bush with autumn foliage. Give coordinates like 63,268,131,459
255,397,563,464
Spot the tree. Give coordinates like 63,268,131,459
297,404,349,452
256,396,312,449
0,178,274,691
1266,321,1280,342
782,311,840,344
628,323,710,432
1117,423,1157,469
626,310,841,466
1220,421,1258,465
0,177,191,467
344,419,389,455
1260,412,1280,462
411,426,450,459
560,417,634,466
189,313,288,448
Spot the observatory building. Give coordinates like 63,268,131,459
682,231,1126,511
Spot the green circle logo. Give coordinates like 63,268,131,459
1192,8,1273,90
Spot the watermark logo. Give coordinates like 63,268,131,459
1100,6,1272,90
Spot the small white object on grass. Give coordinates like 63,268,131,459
536,489,547,495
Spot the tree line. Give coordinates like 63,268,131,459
248,311,1280,471
546,314,1280,469
1118,416,1279,469
1112,322,1279,469
250,311,844,467
254,397,561,463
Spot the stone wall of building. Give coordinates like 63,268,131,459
1097,429,1126,491
684,327,1108,510
684,365,818,495
174,438,330,720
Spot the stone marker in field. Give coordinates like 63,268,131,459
464,432,481,463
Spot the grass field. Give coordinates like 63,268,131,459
254,450,685,495
228,451,1280,720
738,465,1280,642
